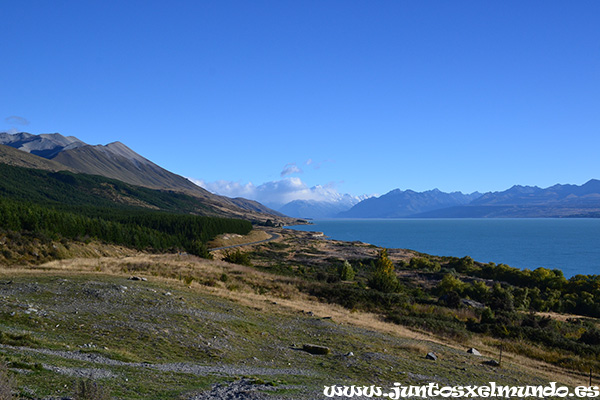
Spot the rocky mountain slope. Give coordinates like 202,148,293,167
0,144,75,172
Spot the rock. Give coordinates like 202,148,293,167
302,344,330,355
467,348,481,356
426,352,437,361
345,351,354,357
484,359,500,367
128,276,147,281
461,299,485,309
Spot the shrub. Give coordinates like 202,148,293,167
338,260,355,281
188,240,213,259
436,274,466,296
580,327,600,345
222,249,252,266
368,249,399,293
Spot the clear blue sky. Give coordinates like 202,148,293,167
1,1,599,198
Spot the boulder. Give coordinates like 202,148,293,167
302,344,330,355
426,352,437,361
483,359,500,367
467,348,481,356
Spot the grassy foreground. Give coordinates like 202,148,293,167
0,245,589,399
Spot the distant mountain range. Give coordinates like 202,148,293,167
334,181,600,219
337,189,481,218
0,132,287,222
411,180,600,218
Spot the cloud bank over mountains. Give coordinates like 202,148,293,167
189,176,366,210
189,160,369,218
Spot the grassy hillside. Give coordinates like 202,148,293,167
0,256,579,399
0,163,217,214
0,163,256,263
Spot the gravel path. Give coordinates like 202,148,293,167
1,344,314,378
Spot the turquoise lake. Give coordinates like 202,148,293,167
287,219,600,278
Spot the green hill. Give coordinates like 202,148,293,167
0,163,253,259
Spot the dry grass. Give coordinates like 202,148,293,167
208,229,271,249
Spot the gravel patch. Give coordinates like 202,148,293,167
188,378,305,400
43,365,118,379
2,345,314,377
150,362,314,377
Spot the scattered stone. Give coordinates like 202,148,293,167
484,359,500,367
426,352,437,361
302,344,330,355
164,292,172,296
190,378,283,400
345,351,354,357
467,348,481,356
43,365,117,379
461,299,486,309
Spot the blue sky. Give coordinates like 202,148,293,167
1,1,599,202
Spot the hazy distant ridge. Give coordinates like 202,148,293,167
336,180,600,219
338,188,481,218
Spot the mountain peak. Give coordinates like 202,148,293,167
99,141,151,165
0,131,86,158
338,187,479,218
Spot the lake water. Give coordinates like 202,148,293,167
287,219,600,278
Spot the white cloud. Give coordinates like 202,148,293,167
280,163,302,177
5,116,29,126
189,176,365,209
